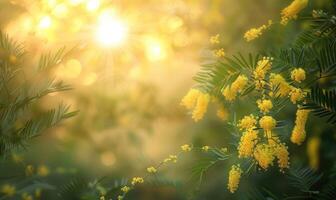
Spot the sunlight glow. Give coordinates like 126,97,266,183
145,38,167,62
38,16,52,30
95,12,128,47
86,0,100,12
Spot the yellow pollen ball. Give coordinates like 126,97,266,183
147,166,157,173
238,129,259,158
254,144,275,170
238,114,257,130
259,116,276,132
291,109,310,145
289,87,306,104
291,68,306,83
281,0,308,25
191,92,210,122
181,144,192,152
257,99,273,114
270,73,292,97
227,165,242,193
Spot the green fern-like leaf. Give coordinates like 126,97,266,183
287,167,322,193
303,87,336,124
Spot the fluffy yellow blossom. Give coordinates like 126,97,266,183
164,155,178,163
181,89,210,122
238,114,257,130
281,0,308,25
289,88,306,104
291,109,310,145
147,166,157,173
275,143,290,172
121,186,130,193
202,145,210,152
244,21,272,42
118,195,123,200
227,165,242,193
238,129,259,158
131,177,144,185
214,48,225,57
1,184,15,196
222,75,248,101
259,116,276,132
269,73,292,97
181,144,192,152
291,68,306,83
231,75,248,92
192,92,210,122
223,86,237,101
254,144,275,170
221,147,228,153
37,165,50,177
210,34,220,44
257,99,273,113
307,137,321,170
217,107,229,121
180,89,201,109
254,57,272,80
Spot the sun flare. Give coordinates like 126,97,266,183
95,11,128,47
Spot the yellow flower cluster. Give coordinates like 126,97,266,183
164,155,178,163
269,73,292,97
291,109,310,145
181,144,192,152
222,75,248,101
1,184,15,196
147,166,157,173
244,20,272,42
210,34,220,44
202,145,210,152
281,0,309,25
238,129,259,158
121,186,130,193
238,114,257,130
181,89,210,122
227,165,242,193
37,165,50,177
214,48,225,58
259,116,276,132
217,107,229,121
289,88,306,104
257,99,273,113
253,143,275,170
275,143,290,172
291,68,306,83
131,177,144,185
254,57,272,89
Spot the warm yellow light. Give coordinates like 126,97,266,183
82,72,97,85
38,16,52,30
53,4,68,18
86,0,100,12
145,38,167,62
70,0,84,5
56,59,82,79
100,151,116,166
95,12,128,47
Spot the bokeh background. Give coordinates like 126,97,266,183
0,0,335,199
